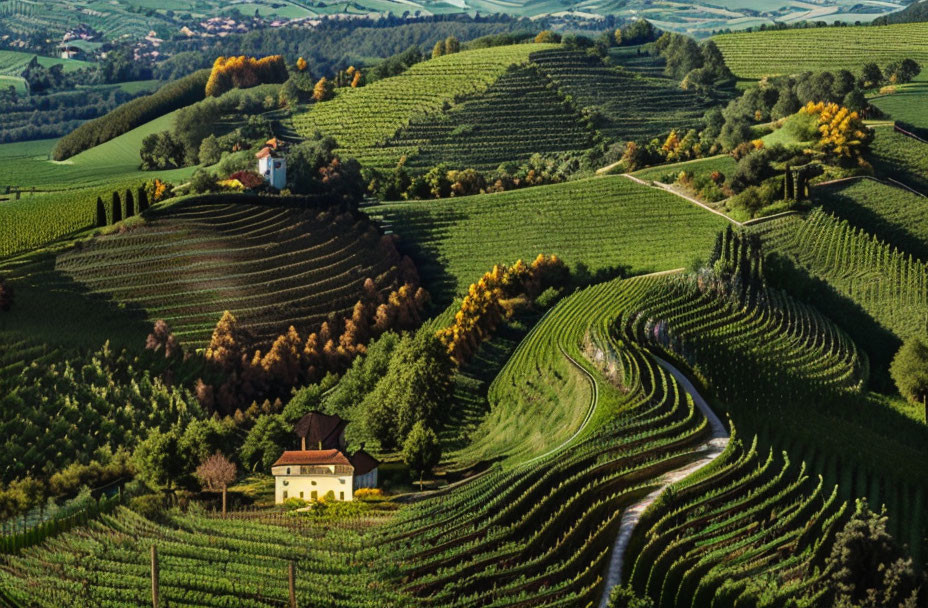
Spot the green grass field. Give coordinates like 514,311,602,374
367,175,727,303
868,126,928,195
870,80,928,130
713,22,928,79
632,154,738,183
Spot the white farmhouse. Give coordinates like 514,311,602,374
272,449,354,502
256,142,286,190
272,412,380,503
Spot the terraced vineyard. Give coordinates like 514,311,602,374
530,48,708,143
759,205,928,351
293,44,556,168
381,64,597,171
605,274,927,563
713,22,928,79
52,197,406,347
7,272,922,605
368,176,727,304
868,127,928,195
817,178,928,260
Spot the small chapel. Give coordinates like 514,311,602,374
271,411,379,503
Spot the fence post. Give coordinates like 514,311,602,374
151,545,159,608
288,561,297,608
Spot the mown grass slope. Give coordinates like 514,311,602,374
367,176,727,303
713,22,928,79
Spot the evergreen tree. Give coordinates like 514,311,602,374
111,191,122,224
431,40,444,59
124,189,134,218
95,196,106,227
137,186,148,213
890,337,928,422
403,421,440,491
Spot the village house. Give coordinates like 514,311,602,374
272,411,379,503
256,138,287,190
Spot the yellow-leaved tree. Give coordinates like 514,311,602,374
800,101,872,158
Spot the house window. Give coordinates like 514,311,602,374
311,480,316,486
311,491,317,500
286,467,290,475
283,491,288,499
339,492,344,501
299,492,304,499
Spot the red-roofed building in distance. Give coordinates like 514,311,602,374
272,412,380,503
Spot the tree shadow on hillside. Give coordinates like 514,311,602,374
378,205,468,308
765,252,900,392
818,183,928,261
0,254,154,356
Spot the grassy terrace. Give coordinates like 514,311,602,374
367,175,727,304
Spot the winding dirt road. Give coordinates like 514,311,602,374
597,354,729,608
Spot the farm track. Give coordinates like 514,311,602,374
597,355,729,608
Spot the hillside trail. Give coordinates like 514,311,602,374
597,354,729,608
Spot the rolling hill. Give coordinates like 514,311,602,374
713,22,928,79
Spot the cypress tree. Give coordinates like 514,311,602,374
138,186,148,212
95,196,106,227
124,189,135,218
112,191,122,224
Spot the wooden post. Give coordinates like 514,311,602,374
151,545,159,608
288,561,297,608
222,486,227,517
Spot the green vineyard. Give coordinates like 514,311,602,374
381,64,597,171
368,176,727,304
530,48,708,143
50,196,407,347
292,44,555,168
868,128,928,196
713,22,928,79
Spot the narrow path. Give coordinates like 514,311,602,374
597,354,729,608
520,346,598,468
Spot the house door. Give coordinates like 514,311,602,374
311,490,317,500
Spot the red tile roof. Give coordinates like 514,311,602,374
348,449,380,476
272,449,352,468
293,411,348,450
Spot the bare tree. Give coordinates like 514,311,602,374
195,452,237,516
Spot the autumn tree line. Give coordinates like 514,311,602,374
437,255,569,365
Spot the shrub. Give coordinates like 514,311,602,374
130,494,167,522
283,497,308,511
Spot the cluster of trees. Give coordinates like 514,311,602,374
431,36,461,59
196,245,427,415
94,187,150,227
364,154,576,201
204,55,288,97
141,86,276,170
890,338,928,423
653,33,733,92
285,328,447,482
0,85,149,144
796,101,872,158
53,69,210,160
437,255,569,364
